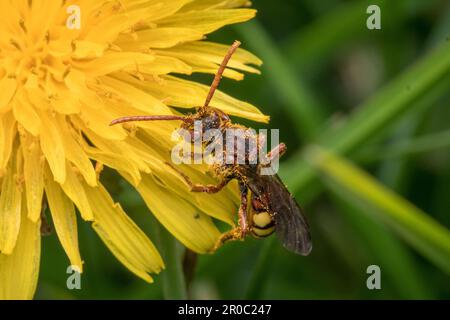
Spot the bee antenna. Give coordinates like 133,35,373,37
109,115,192,126
202,40,241,110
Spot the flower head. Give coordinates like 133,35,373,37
0,0,267,299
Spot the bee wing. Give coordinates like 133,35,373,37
264,175,312,256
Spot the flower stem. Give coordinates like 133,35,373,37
157,223,187,300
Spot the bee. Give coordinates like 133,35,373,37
111,41,312,255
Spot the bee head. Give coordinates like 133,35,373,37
180,107,229,132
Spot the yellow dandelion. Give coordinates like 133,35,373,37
0,0,267,299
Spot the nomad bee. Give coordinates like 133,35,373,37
111,41,312,255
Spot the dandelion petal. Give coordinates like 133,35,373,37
86,184,164,283
137,175,221,253
0,150,22,254
20,133,44,222
56,119,97,187
61,165,94,222
157,9,257,34
13,91,41,136
0,200,41,300
44,166,83,271
0,113,16,170
39,112,66,183
0,77,17,113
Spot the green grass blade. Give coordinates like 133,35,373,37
306,146,450,275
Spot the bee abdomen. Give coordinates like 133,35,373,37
251,211,275,238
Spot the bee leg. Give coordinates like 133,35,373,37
212,184,249,252
188,178,230,193
237,183,249,236
212,228,242,252
165,162,230,193
262,143,287,166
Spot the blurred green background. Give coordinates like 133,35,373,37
36,0,450,299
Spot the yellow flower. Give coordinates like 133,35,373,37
0,0,267,299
